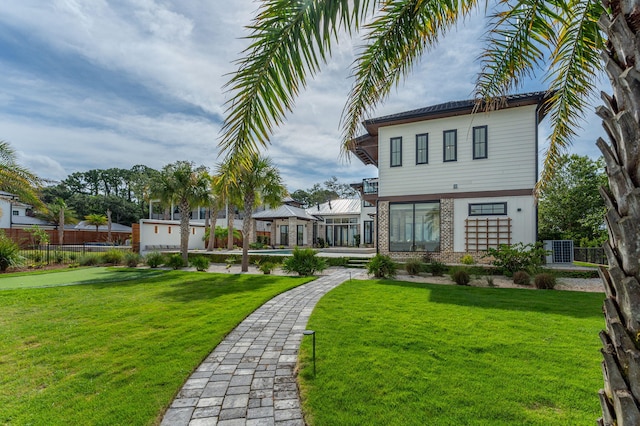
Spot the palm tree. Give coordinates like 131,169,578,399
219,1,638,423
207,173,228,251
37,199,78,245
213,160,243,251
235,154,287,272
0,140,43,209
152,161,210,265
84,213,107,233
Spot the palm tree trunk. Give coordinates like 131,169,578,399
58,207,64,245
204,207,210,249
241,193,255,272
208,204,218,251
227,203,235,250
106,209,112,243
596,1,640,424
179,200,190,265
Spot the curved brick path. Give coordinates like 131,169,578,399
161,268,359,426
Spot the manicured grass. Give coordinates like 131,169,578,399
0,270,312,425
299,279,604,425
0,267,163,290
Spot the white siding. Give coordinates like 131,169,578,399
139,219,207,253
452,196,536,252
0,199,10,229
378,106,538,197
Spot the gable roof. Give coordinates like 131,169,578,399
252,204,319,221
308,199,361,216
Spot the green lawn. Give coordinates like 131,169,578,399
0,269,312,425
298,279,605,425
0,267,163,290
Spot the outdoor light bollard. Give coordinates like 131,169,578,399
303,330,316,376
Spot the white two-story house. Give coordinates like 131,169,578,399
349,92,549,262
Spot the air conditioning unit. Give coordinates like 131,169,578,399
543,240,574,264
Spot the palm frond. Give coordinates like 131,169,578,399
474,0,558,106
219,0,375,163
537,0,603,191
341,0,478,150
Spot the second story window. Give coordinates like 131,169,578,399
416,133,428,164
390,137,402,167
443,130,457,162
473,125,488,159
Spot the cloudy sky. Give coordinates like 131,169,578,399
1,1,606,191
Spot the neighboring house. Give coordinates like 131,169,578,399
252,204,318,247
0,191,51,229
349,92,549,262
309,199,365,247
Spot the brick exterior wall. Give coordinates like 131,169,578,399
378,198,492,264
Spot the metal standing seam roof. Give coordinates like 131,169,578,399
308,199,361,216
363,91,548,127
252,204,319,221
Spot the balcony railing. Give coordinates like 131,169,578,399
363,178,378,194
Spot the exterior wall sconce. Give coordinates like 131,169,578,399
453,184,458,189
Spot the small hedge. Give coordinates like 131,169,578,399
513,270,531,285
534,273,557,289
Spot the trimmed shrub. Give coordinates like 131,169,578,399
326,257,349,267
101,249,125,265
145,252,164,268
486,242,548,275
190,256,210,272
513,270,531,285
460,254,475,265
450,267,471,285
259,261,276,274
79,253,101,266
405,258,422,275
0,232,22,271
54,251,65,264
124,252,141,267
429,260,446,277
366,254,397,279
166,253,185,270
534,273,557,290
282,247,327,276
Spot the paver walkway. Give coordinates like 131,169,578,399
161,268,360,426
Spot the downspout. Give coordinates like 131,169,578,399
534,99,543,243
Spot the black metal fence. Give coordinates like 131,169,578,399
18,244,131,266
573,247,606,265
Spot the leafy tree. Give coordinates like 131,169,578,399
84,213,108,233
218,1,639,422
151,161,210,264
291,176,358,207
538,155,607,246
0,141,43,209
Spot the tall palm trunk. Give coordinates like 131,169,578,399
227,203,235,250
179,200,190,265
208,203,219,251
596,1,640,424
241,192,255,272
106,209,112,243
58,207,64,245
